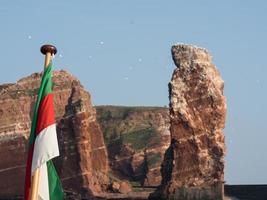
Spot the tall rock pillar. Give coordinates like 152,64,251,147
154,44,226,200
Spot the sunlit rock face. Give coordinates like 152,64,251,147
0,70,109,198
151,44,227,200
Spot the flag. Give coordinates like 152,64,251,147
24,63,64,200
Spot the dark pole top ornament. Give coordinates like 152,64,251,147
40,44,57,55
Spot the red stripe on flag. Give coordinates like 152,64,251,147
36,93,56,135
24,146,34,200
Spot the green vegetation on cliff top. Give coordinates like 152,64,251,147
95,105,168,150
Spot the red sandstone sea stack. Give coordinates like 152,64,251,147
151,44,227,200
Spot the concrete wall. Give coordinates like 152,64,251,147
225,185,267,200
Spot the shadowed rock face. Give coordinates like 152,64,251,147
0,70,109,198
152,44,227,200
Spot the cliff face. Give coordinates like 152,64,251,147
0,70,109,198
154,45,227,200
96,106,170,187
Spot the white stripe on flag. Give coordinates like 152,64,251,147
38,163,49,200
31,124,59,173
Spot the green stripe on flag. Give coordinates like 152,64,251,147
28,63,53,146
47,160,65,200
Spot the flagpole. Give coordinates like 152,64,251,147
30,44,57,200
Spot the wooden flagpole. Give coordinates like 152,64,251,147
30,44,57,200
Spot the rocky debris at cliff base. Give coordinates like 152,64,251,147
118,182,132,194
224,197,239,200
109,181,132,194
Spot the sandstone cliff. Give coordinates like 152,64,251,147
0,70,109,198
96,106,170,187
152,44,227,200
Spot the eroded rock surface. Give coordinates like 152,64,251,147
0,70,109,198
152,44,227,200
96,106,170,187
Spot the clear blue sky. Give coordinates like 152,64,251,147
1,0,267,184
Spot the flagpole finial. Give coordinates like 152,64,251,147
40,44,57,55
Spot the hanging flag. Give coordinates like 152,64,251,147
24,63,64,200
